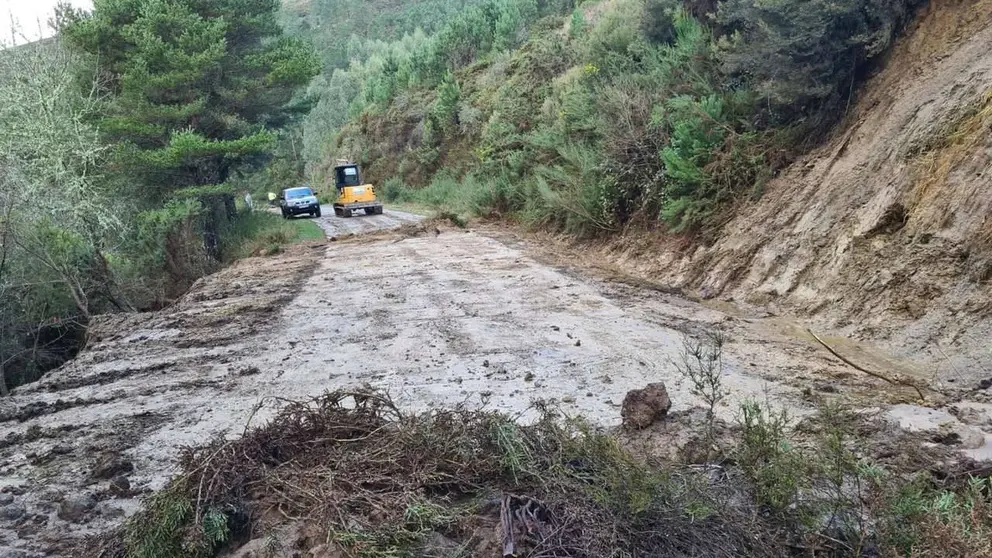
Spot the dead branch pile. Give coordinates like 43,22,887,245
84,390,788,558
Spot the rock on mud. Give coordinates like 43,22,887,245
621,383,672,429
109,475,131,496
58,494,95,523
0,503,26,521
91,454,133,480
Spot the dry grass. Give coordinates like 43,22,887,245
909,89,992,234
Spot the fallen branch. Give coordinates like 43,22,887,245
806,328,926,401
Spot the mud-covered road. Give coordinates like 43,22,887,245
3,219,992,556
311,205,423,237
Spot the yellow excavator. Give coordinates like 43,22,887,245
332,163,383,217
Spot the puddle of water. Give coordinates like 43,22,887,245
887,403,956,431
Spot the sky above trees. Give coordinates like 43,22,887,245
1,0,93,45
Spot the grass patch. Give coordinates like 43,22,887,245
222,210,324,260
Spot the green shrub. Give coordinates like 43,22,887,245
716,0,924,126
124,486,231,558
222,211,324,260
735,401,807,518
379,177,416,203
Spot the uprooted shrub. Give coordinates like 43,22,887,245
84,391,784,558
79,390,992,558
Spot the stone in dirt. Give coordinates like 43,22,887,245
91,454,133,480
109,474,131,495
0,503,26,521
621,383,672,430
57,494,95,523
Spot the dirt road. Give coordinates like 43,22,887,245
310,205,423,237
2,224,992,556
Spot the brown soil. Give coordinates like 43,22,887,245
579,0,992,386
3,224,992,556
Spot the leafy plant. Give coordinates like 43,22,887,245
673,331,728,447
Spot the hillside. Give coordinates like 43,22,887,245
299,0,992,381
281,0,488,70
5,1,992,556
604,0,992,379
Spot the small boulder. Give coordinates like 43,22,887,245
0,503,26,521
92,454,133,480
109,475,131,496
58,494,95,523
621,383,672,429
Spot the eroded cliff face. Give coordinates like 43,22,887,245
616,0,992,378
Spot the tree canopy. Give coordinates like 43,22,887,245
64,0,320,199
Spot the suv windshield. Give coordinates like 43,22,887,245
285,188,313,199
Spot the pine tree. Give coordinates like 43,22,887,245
64,0,319,254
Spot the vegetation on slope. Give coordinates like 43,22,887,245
301,0,924,235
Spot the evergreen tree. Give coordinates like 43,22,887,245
63,0,320,204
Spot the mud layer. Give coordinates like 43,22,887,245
2,230,991,556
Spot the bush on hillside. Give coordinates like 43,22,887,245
304,0,925,237
716,0,923,127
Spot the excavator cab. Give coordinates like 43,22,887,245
333,163,383,217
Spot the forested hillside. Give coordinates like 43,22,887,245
297,0,924,235
0,0,318,391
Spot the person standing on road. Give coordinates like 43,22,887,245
268,191,277,206
244,191,254,211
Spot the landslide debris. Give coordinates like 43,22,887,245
76,389,992,558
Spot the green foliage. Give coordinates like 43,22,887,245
489,418,535,482
2,0,316,390
65,0,319,200
309,0,921,237
569,7,587,39
124,486,231,558
432,73,462,131
286,0,491,71
378,177,416,203
736,401,806,518
0,37,121,391
222,210,325,260
716,0,924,125
881,476,992,555
301,0,573,172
